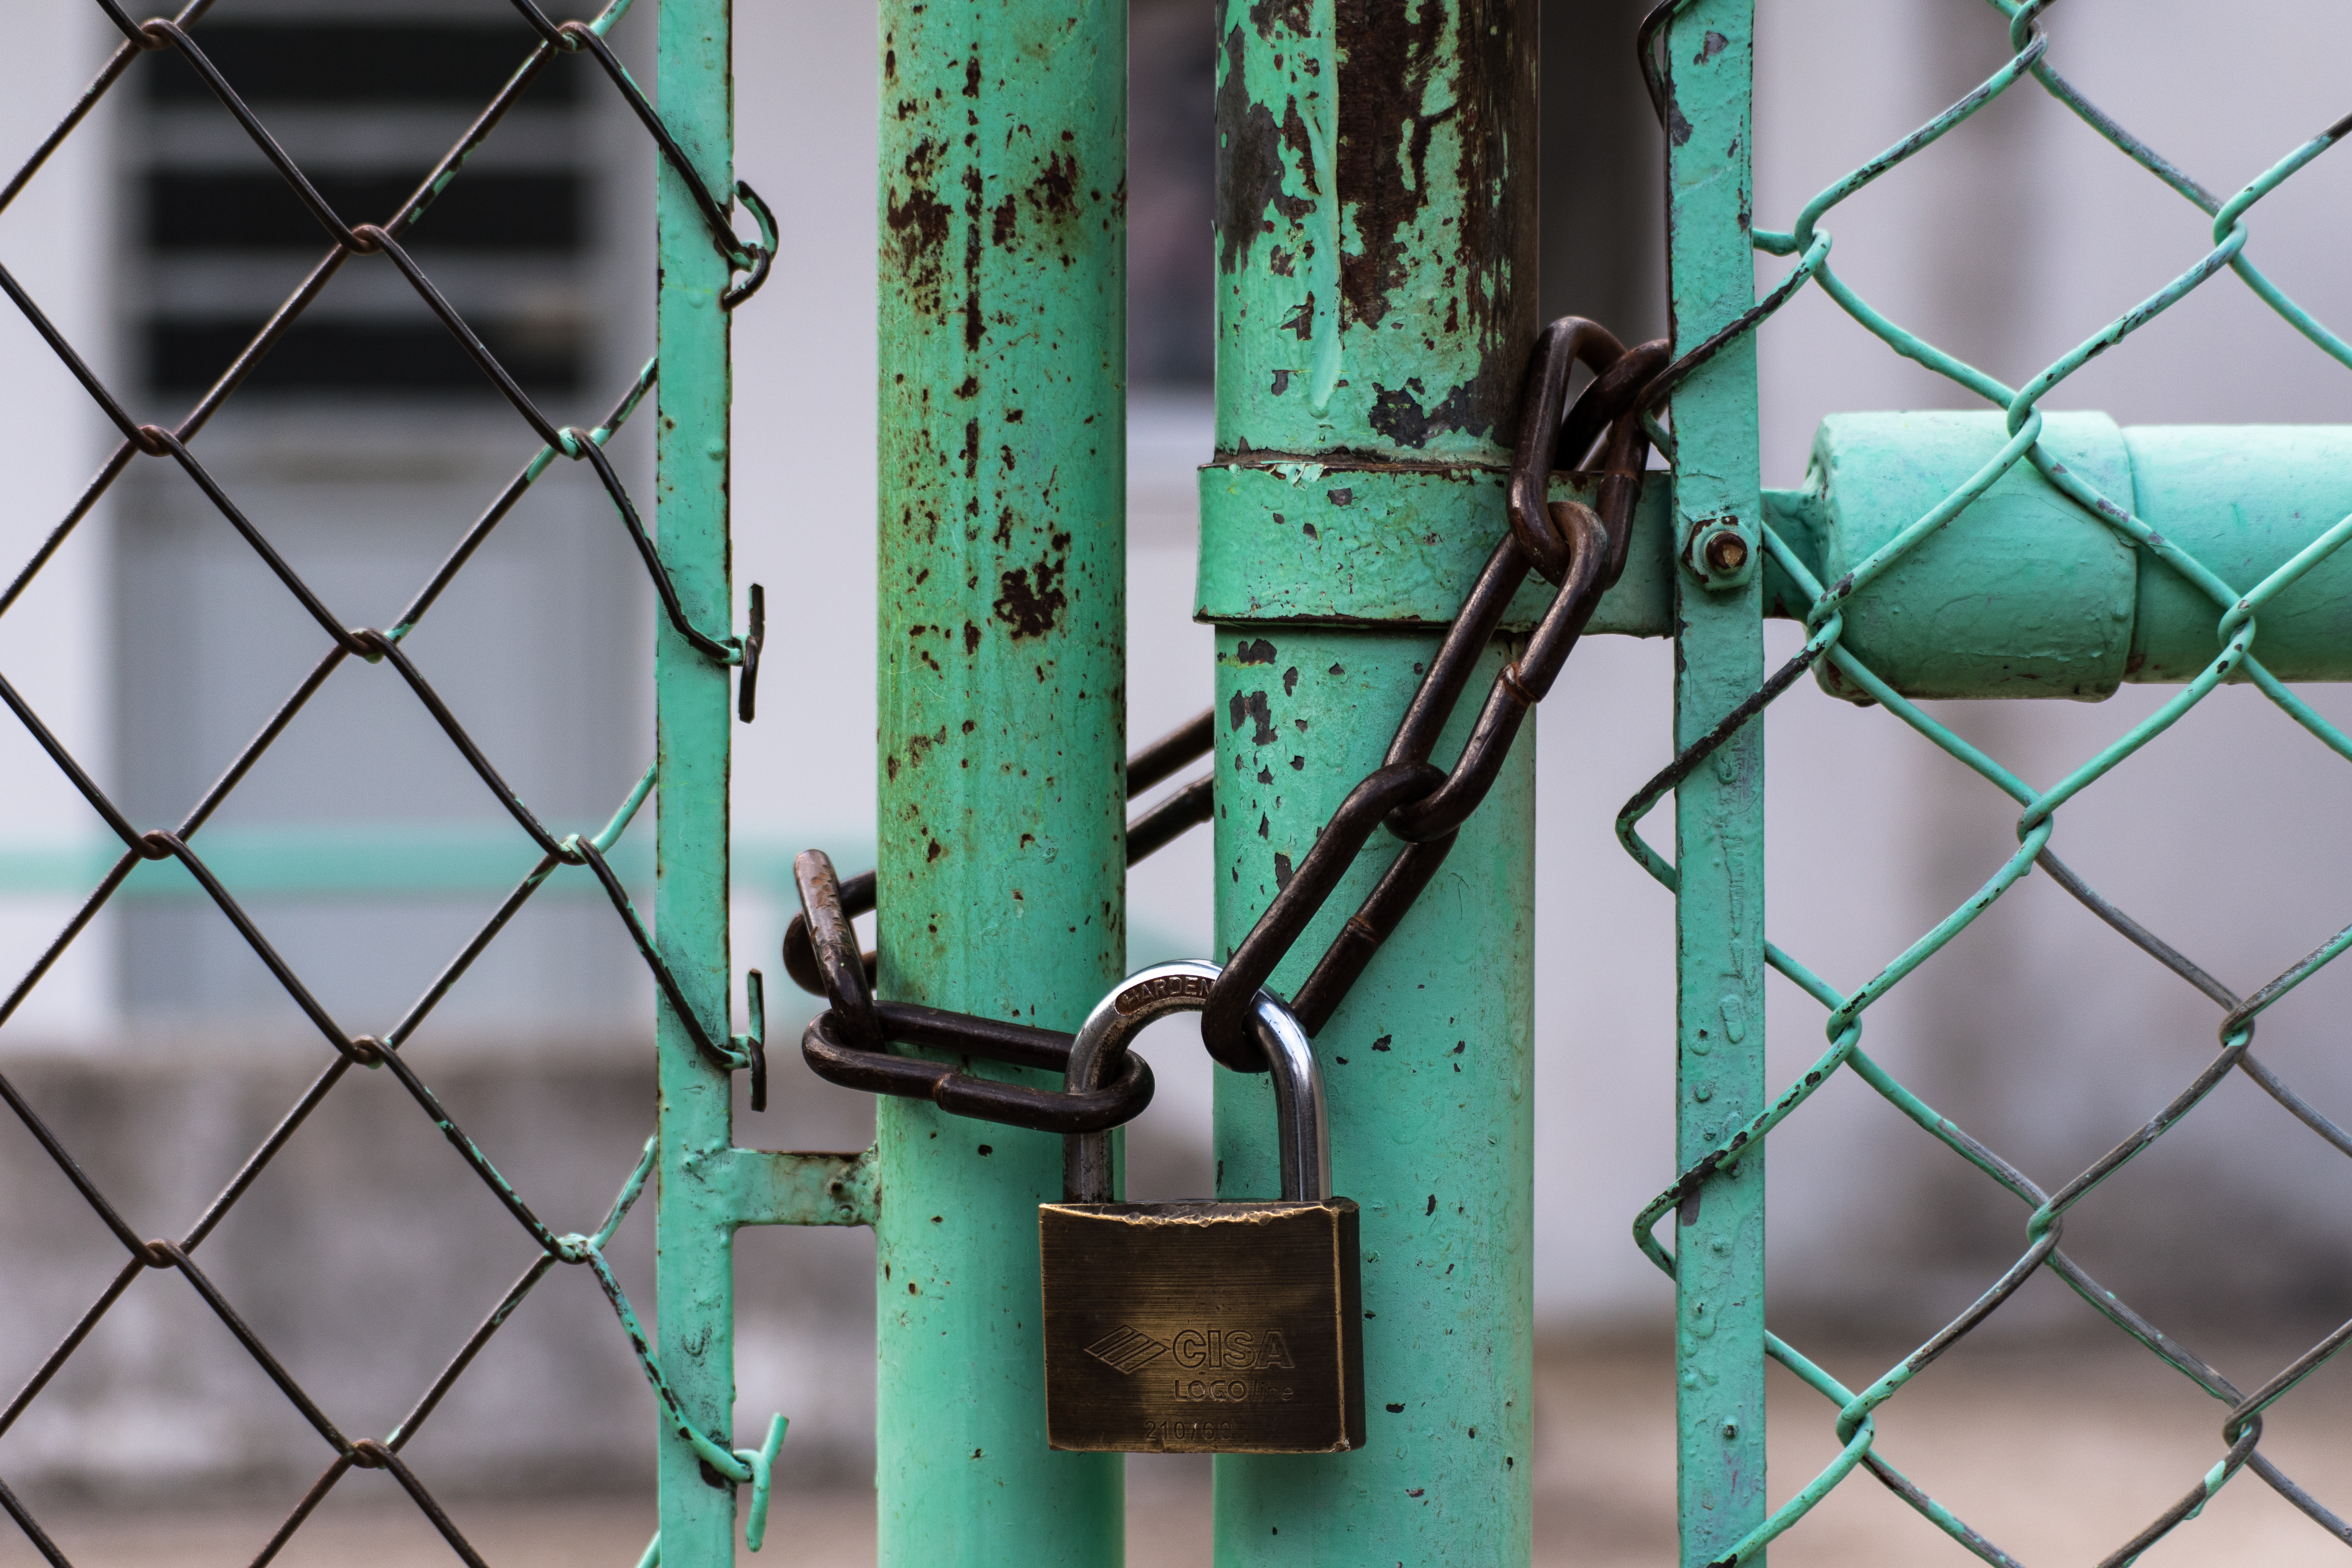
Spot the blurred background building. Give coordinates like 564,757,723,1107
2,0,2350,1521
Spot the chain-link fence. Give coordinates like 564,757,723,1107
10,0,2352,1564
1630,2,2352,1562
0,4,776,1563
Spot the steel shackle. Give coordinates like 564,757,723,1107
1062,959,1328,1205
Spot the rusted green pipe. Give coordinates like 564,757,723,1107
872,1,1128,1563
1762,413,2352,697
1200,2,1539,1562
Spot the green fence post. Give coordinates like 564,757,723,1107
1658,3,1769,1562
872,1,1127,1563
651,0,738,1560
1199,2,1538,1562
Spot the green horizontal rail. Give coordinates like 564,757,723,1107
0,830,865,900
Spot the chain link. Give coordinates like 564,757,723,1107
9,0,2351,1559
784,712,1216,1132
790,323,1659,1109
0,2,782,1558
1197,322,1663,1070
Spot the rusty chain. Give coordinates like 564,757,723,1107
784,711,1215,1131
786,319,1666,1112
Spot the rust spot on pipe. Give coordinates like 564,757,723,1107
1231,691,1277,745
1333,0,1534,446
993,544,1069,639
885,138,952,314
1249,0,1313,30
1034,149,1080,220
1216,25,1317,275
1333,0,1449,332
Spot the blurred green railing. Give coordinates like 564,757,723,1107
0,830,849,902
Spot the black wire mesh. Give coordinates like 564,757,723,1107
0,5,774,1562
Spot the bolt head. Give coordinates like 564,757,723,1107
1703,530,1750,575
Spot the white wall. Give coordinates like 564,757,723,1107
0,5,119,1043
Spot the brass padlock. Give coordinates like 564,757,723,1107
1039,959,1363,1453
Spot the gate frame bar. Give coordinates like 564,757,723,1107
1658,3,1771,1562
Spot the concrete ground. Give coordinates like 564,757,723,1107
10,1335,2352,1566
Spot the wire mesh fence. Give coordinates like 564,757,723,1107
0,4,775,1563
1628,2,2352,1562
9,0,2352,1564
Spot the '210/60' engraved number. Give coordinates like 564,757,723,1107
1144,1418,1238,1446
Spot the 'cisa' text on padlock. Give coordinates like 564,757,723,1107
1169,1327,1297,1370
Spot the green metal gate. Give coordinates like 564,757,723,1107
7,0,2352,1565
1631,1,2352,1562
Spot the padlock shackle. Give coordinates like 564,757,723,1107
1062,959,1329,1204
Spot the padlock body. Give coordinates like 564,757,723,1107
1039,1198,1363,1452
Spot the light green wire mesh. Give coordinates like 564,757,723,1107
1628,1,2352,1562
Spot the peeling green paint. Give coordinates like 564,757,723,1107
874,0,1127,1562
1208,2,1537,1562
1214,0,1535,464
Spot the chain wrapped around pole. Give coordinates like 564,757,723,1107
783,712,1216,1131
788,320,1661,1103
1198,322,1665,1071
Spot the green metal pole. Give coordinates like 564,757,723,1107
651,0,738,1560
872,2,1126,1564
1200,1,1537,1562
1658,4,1769,1562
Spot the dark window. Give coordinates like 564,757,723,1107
141,20,577,106
116,6,633,1032
149,318,582,395
134,17,597,398
147,171,584,251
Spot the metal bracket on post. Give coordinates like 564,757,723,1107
725,1147,881,1230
